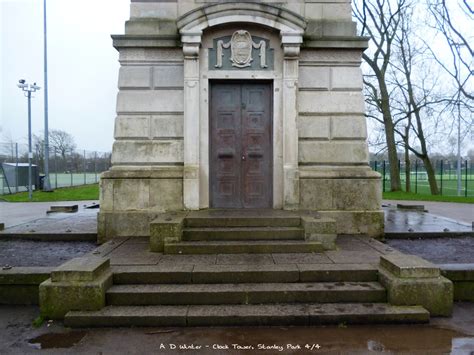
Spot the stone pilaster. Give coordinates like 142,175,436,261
182,32,202,210
282,33,302,210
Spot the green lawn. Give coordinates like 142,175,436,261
0,184,99,202
2,182,472,204
383,191,474,203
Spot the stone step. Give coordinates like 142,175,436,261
65,303,429,327
164,241,324,254
182,227,305,241
112,264,379,284
106,282,386,305
185,216,301,228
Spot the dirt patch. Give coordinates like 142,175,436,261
386,237,474,264
0,240,96,267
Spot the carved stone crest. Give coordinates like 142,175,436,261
230,30,253,68
215,30,268,69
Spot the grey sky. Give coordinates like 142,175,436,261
1,0,130,152
1,0,471,155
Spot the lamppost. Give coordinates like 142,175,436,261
42,0,52,192
17,79,41,200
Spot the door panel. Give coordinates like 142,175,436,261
210,82,272,208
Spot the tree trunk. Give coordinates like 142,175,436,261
380,81,402,192
421,156,439,195
404,135,411,192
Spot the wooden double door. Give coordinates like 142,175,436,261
210,81,273,208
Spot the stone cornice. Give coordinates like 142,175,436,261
303,36,369,49
111,34,180,49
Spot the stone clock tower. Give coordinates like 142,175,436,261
98,0,383,241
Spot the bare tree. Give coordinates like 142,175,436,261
428,0,473,102
390,9,441,194
49,129,77,160
353,0,409,191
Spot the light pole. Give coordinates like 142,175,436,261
42,0,52,191
17,79,41,200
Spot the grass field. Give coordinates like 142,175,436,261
382,191,474,203
0,173,100,195
0,184,99,202
382,178,473,197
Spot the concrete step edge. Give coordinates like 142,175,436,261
64,303,430,327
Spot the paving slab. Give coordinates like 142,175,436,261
158,254,217,266
272,253,333,264
325,250,383,264
192,264,300,283
383,203,473,237
216,254,274,265
0,201,99,238
380,253,440,278
384,200,474,225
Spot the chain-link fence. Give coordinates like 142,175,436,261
0,142,111,195
370,159,473,197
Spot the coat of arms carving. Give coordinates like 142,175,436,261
215,30,268,69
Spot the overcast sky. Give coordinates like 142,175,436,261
1,0,471,155
1,0,130,152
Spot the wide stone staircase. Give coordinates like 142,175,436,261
64,263,429,327
157,211,328,254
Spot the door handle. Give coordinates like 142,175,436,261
241,155,246,161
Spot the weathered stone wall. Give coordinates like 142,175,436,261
99,0,383,240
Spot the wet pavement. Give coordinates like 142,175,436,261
383,204,473,237
0,202,98,239
0,304,473,354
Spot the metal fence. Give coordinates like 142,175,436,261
0,142,111,195
370,159,473,197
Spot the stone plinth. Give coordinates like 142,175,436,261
378,254,453,317
39,257,112,319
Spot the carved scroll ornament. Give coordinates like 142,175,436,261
215,30,267,69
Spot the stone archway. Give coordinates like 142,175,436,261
177,3,306,210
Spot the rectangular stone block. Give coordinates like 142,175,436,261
298,67,330,90
323,3,352,20
0,285,40,305
154,65,184,88
317,210,384,238
115,115,150,139
380,254,440,278
0,267,52,285
118,66,151,89
112,140,184,165
151,115,183,138
331,67,363,90
100,211,152,240
40,271,113,320
298,116,330,139
99,178,114,211
51,257,110,282
299,141,369,164
150,213,185,252
149,179,184,212
299,91,365,114
331,115,367,139
130,3,177,19
119,48,183,63
116,90,183,113
300,49,362,65
440,264,474,281
379,267,453,317
112,179,150,211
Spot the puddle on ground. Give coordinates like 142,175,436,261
28,331,87,349
161,325,473,354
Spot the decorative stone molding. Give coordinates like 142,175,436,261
178,3,305,210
